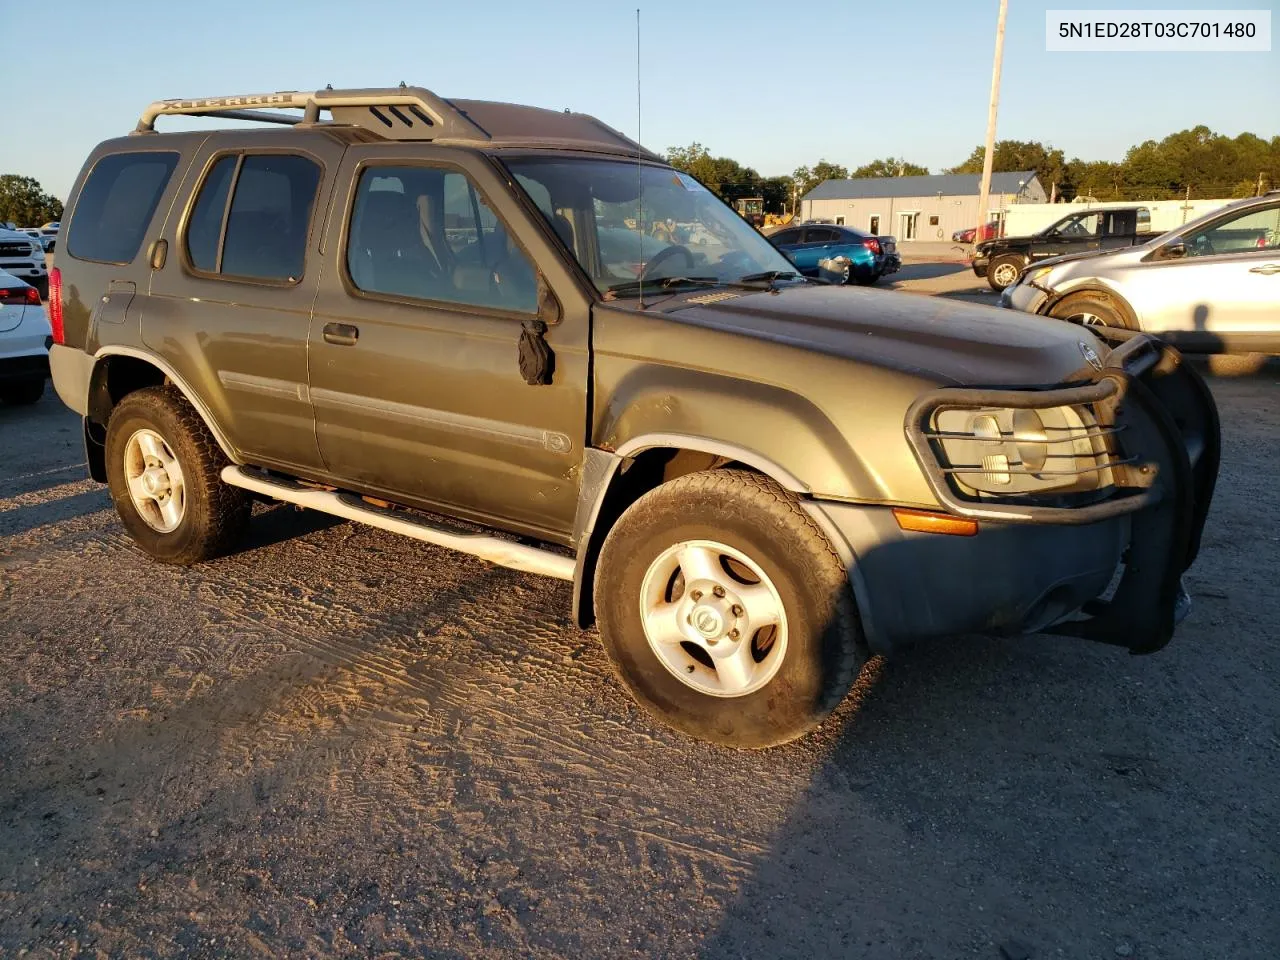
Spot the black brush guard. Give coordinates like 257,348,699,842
905,334,1220,654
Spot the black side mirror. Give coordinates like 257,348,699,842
537,274,562,324
1160,240,1187,261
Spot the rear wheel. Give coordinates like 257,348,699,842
1048,291,1135,331
105,386,250,565
0,378,45,406
594,469,865,748
854,271,881,286
986,255,1025,291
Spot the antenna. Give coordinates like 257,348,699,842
636,7,645,307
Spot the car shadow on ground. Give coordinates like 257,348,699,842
889,261,972,282
230,501,347,555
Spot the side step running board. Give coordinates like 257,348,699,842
220,466,575,581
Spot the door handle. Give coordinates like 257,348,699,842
1248,263,1280,275
323,322,359,346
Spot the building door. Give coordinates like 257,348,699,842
899,212,918,240
868,215,880,235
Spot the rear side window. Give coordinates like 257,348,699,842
184,153,321,282
186,156,236,272
67,151,179,264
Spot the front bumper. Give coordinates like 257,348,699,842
814,335,1219,656
1001,279,1050,314
970,256,989,278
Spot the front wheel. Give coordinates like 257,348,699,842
105,386,250,565
594,470,865,748
986,255,1024,292
1048,291,1134,331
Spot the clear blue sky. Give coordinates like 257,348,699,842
6,0,1277,200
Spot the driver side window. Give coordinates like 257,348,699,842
1183,203,1280,257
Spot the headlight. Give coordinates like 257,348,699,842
932,404,1113,496
1024,265,1053,286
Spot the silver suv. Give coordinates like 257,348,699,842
1002,193,1280,355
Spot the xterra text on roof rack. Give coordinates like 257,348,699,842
48,87,1219,747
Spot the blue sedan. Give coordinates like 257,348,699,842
768,224,901,285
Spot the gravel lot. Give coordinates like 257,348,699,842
1,319,1277,957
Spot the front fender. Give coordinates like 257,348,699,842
594,363,888,502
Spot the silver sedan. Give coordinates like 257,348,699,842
1002,193,1280,355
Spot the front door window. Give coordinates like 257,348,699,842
1183,203,1280,256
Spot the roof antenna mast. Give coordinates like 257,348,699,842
636,7,645,308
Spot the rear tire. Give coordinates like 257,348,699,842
986,255,1024,291
594,469,865,748
854,271,881,286
0,378,45,406
105,386,250,565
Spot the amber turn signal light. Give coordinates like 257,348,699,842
892,508,979,537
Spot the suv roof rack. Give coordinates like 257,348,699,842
133,86,660,159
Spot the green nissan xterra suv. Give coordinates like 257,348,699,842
48,87,1220,747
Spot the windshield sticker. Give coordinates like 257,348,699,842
674,173,706,192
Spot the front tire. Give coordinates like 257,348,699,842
105,386,250,565
986,255,1024,291
0,377,45,406
1048,291,1135,331
594,470,865,748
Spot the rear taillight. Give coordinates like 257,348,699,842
25,285,41,305
0,287,26,305
862,237,881,255
48,267,65,345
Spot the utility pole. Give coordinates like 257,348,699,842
1258,171,1265,197
974,0,1009,240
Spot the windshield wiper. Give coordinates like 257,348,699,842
737,270,802,285
604,276,720,298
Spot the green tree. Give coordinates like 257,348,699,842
793,160,849,200
947,140,1068,196
851,157,930,178
0,175,63,227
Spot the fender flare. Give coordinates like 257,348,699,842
612,434,809,492
92,345,242,464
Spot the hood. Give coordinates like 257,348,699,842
1025,248,1118,271
661,284,1101,386
1036,240,1161,276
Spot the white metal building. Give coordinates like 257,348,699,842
800,172,1046,243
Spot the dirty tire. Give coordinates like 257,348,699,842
105,386,250,565
594,469,865,749
986,255,1024,292
0,377,45,406
1048,291,1135,331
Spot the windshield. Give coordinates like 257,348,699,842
503,157,798,295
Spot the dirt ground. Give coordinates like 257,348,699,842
1,336,1277,957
